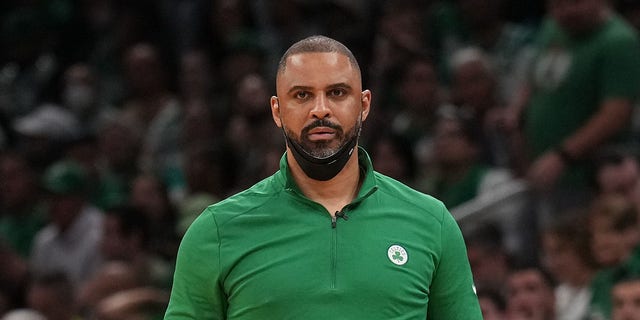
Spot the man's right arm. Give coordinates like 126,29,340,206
164,209,226,319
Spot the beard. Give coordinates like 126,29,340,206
284,117,361,159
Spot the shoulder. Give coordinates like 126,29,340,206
32,225,57,251
372,171,449,223
189,174,284,230
597,15,640,47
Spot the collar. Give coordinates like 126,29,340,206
276,146,378,204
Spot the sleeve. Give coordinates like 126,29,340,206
601,27,640,100
426,204,483,320
164,208,226,319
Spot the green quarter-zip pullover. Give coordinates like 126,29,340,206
164,148,482,319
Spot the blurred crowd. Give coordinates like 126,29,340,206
1,0,640,319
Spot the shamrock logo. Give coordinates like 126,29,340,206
387,245,408,266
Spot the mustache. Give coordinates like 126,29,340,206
301,119,342,135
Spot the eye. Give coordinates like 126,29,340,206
294,91,310,100
329,88,346,97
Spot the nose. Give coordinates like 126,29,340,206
310,94,331,119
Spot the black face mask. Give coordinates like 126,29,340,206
284,118,361,181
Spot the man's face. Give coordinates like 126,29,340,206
589,215,637,267
613,280,640,320
506,269,554,320
548,0,604,35
271,52,371,158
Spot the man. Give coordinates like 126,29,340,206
164,35,482,319
611,278,640,320
30,160,104,288
505,0,640,214
505,267,556,320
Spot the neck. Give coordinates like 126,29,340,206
288,148,362,215
566,267,595,287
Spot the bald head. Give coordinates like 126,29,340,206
277,35,361,78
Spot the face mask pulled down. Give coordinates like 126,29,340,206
284,118,361,181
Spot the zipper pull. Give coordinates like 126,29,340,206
331,215,337,228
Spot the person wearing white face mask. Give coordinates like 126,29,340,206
61,63,116,135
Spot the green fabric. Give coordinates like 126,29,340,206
524,15,640,187
589,246,640,319
42,160,88,195
91,170,131,210
164,148,481,320
0,204,46,257
435,164,488,209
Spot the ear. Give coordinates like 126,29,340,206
360,90,372,121
270,96,282,128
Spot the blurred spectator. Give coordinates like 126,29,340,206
449,46,517,169
129,174,179,261
540,210,597,320
225,72,281,190
0,242,29,315
99,205,172,289
59,63,115,135
118,42,183,191
177,48,222,115
207,0,260,62
588,195,639,268
477,288,507,320
505,266,556,320
594,148,640,209
464,223,512,295
367,131,417,186
158,0,209,56
504,0,640,221
0,2,65,118
588,195,640,319
0,153,43,309
92,117,142,210
25,273,77,320
177,144,236,235
0,152,46,258
369,0,429,102
29,159,104,288
12,104,81,172
367,54,442,154
76,261,145,319
423,109,514,209
181,100,221,148
611,277,640,320
426,0,535,103
252,0,317,79
93,287,168,320
1,309,46,320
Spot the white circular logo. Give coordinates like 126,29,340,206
387,245,408,265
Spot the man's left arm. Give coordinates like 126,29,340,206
426,204,482,320
561,33,640,160
529,32,640,189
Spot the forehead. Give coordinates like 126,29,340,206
276,52,360,91
614,281,640,297
509,270,545,286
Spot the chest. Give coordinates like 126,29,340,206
217,203,441,318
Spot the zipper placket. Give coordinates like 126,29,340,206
330,209,350,289
331,214,338,289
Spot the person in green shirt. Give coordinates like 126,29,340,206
164,35,482,319
505,0,640,214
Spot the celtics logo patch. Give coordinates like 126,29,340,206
387,245,408,266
